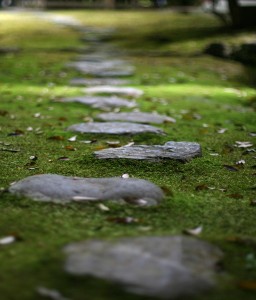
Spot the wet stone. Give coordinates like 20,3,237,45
67,122,164,135
69,78,130,87
58,96,136,109
97,111,176,124
64,235,223,299
9,174,164,205
85,86,143,98
95,141,202,162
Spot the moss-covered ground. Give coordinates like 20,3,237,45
0,9,256,300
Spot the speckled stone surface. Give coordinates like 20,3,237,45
9,174,164,205
84,86,143,97
95,141,202,161
96,111,176,124
58,96,137,109
69,78,130,86
64,235,223,299
67,122,164,135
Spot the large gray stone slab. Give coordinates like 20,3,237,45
95,141,202,162
69,78,130,87
64,236,223,299
58,96,137,109
67,122,164,135
9,174,164,205
97,112,176,124
85,86,143,98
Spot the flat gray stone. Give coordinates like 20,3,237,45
9,174,164,205
95,141,202,162
58,96,137,109
67,61,134,77
67,122,164,135
97,112,176,124
85,86,143,98
64,236,223,299
69,78,130,87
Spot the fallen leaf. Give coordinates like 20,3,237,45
235,141,253,148
228,193,244,199
30,155,38,161
7,129,24,136
250,200,256,206
94,145,107,151
98,203,110,211
48,136,64,141
72,196,98,201
183,226,203,236
238,281,256,291
195,184,210,191
242,149,256,155
107,217,140,224
222,144,234,154
124,141,135,147
209,153,219,156
65,145,76,151
106,140,120,147
57,157,70,161
0,148,20,153
0,110,8,116
223,165,239,172
160,186,173,196
121,173,130,179
58,117,67,121
34,113,41,118
68,135,77,142
0,236,16,245
217,128,227,134
236,159,245,165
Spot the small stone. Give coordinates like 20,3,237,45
84,86,143,98
95,141,202,162
58,96,136,109
8,174,164,205
69,78,130,86
67,122,164,135
97,111,176,124
63,236,223,299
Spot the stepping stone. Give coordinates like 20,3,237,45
69,78,131,87
67,122,164,135
74,54,125,63
64,236,223,299
67,61,134,77
9,174,164,206
58,96,136,109
85,86,143,98
95,141,202,162
97,111,176,124
67,60,129,70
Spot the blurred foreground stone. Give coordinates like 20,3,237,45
64,236,223,299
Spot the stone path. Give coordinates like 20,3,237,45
6,13,217,299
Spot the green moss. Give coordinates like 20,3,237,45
0,9,256,300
